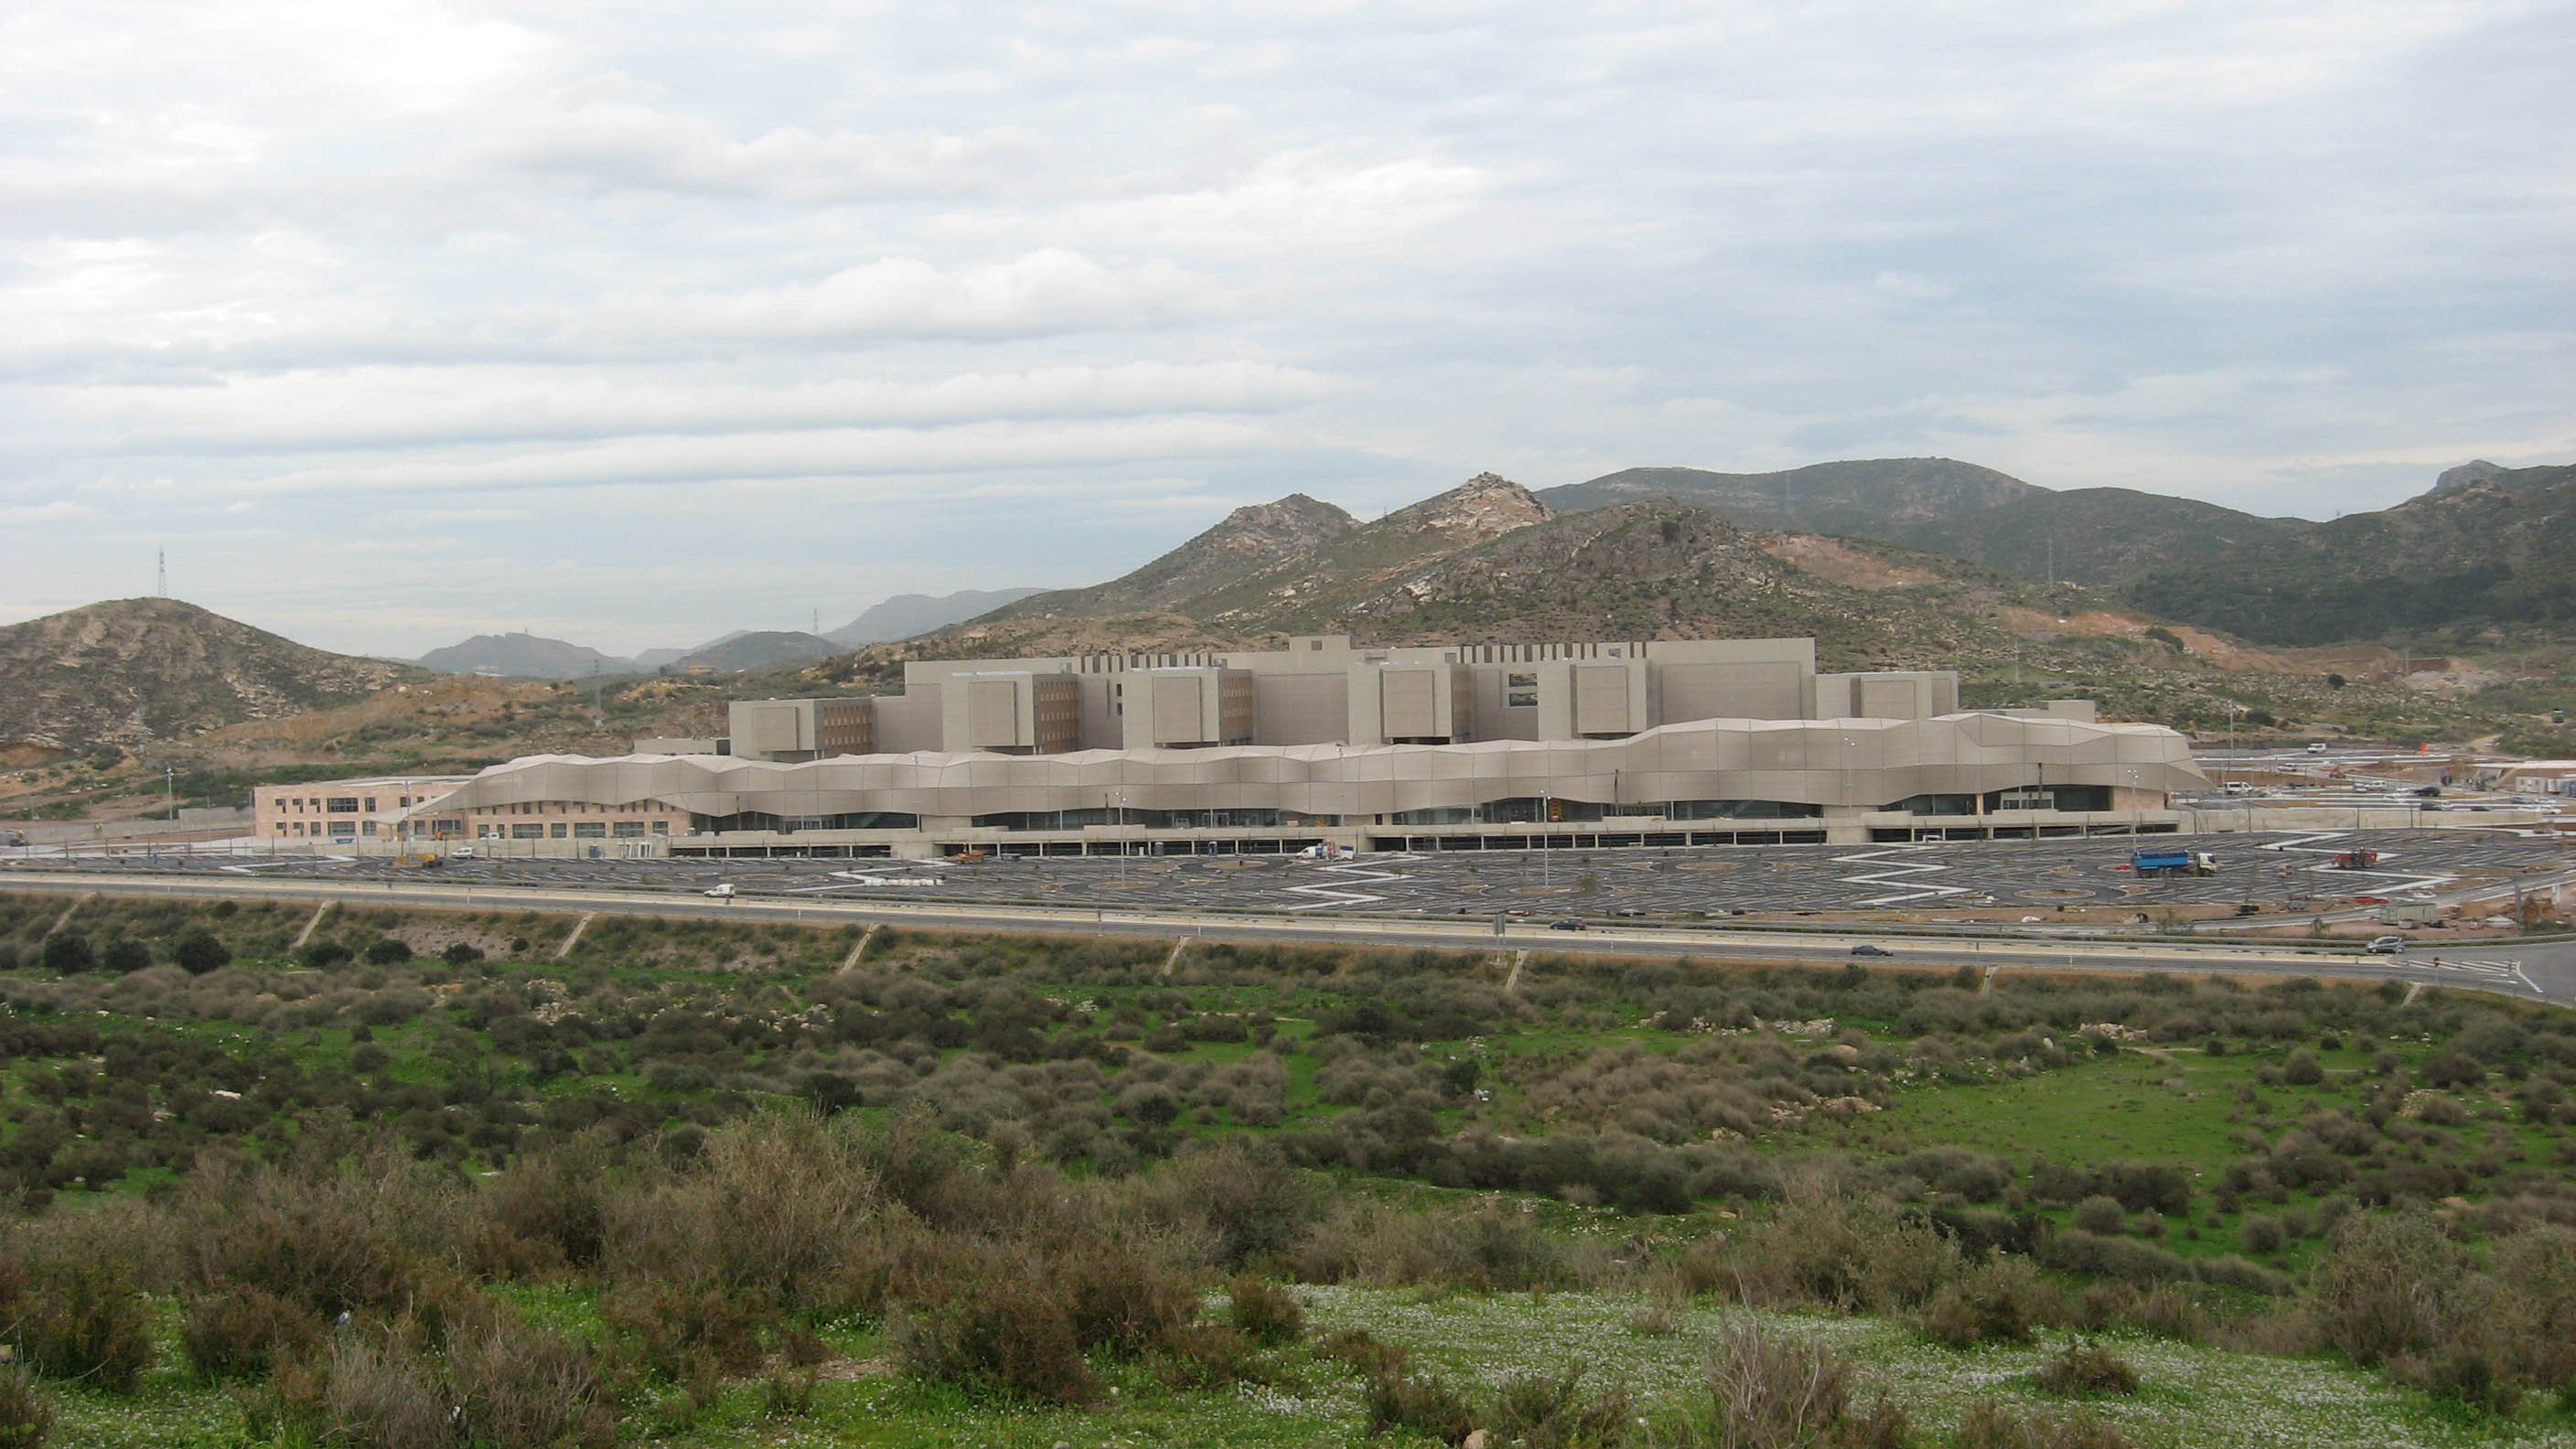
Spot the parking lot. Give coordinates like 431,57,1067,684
11,826,2569,921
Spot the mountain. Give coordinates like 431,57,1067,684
669,630,840,672
416,632,636,679
919,473,2088,671
0,597,428,750
1537,458,2044,536
1886,488,2308,588
981,493,1358,622
825,589,1046,646
2122,460,2576,646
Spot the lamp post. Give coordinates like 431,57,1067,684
1540,787,1551,888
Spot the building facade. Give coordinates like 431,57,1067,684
728,635,1961,759
252,776,470,845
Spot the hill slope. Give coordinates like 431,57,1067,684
0,598,428,750
1537,457,2043,535
1890,488,2308,588
981,493,1358,622
671,630,840,673
826,589,1046,646
416,632,635,679
2123,460,2576,646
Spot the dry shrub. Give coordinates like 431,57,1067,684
1318,1326,1409,1379
1952,1399,2131,1449
293,1329,456,1449
1916,1258,2051,1348
2070,1283,2203,1345
1055,1238,1198,1357
603,1281,771,1380
0,1362,52,1449
444,1313,617,1449
2032,1341,2139,1398
1228,1275,1305,1347
177,1149,468,1318
182,1283,323,1381
1489,1367,1636,1448
478,1137,612,1274
1687,1317,1908,1449
2304,1211,2469,1367
1363,1371,1475,1445
1294,1202,1572,1292
1143,1139,1315,1268
2487,1225,2576,1393
888,1252,1097,1405
4,1257,153,1393
604,1111,881,1306
1732,1188,1958,1313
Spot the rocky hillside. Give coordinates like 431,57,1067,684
1891,488,2307,588
0,598,428,750
416,631,635,679
981,493,1357,622
2122,460,2576,646
1537,457,2042,535
670,630,839,673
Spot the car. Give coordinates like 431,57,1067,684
449,846,476,860
1549,918,1586,931
2365,935,2406,955
2307,742,2331,754
1849,943,1893,957
1610,907,1643,918
704,883,737,899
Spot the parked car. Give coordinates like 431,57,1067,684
2365,935,2406,955
450,846,476,860
1850,943,1893,957
704,883,737,898
1549,918,1586,931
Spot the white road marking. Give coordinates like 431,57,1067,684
1283,854,1418,911
1831,845,1971,907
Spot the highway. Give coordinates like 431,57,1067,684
8,867,2572,1008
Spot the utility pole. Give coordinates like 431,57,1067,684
156,547,166,596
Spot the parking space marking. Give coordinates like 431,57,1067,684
1283,854,1417,911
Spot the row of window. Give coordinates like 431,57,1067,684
485,821,665,840
275,792,442,814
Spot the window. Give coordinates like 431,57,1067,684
550,822,568,838
650,821,669,834
363,798,377,812
327,797,360,812
361,821,377,837
574,822,606,839
1506,672,1539,709
613,821,646,838
478,824,496,839
511,823,545,839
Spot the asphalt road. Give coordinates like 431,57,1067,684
9,865,2573,1008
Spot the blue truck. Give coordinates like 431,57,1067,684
2131,846,2217,877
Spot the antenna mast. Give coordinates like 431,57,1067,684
157,547,166,596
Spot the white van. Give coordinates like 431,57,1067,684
2307,742,2330,755
2223,781,2255,796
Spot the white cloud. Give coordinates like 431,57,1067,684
0,0,2567,651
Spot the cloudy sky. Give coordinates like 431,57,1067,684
3,1,2569,656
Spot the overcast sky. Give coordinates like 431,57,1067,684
3,1,2570,657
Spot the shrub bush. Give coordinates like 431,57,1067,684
1916,1258,2048,1347
98,938,151,974
1953,1399,2131,1449
2305,1211,2467,1367
182,1283,322,1381
1488,1367,1635,1449
36,934,91,975
169,928,230,974
1363,1371,1474,1445
10,1258,153,1392
444,1311,617,1449
2071,1196,2127,1235
889,1261,1097,1404
364,939,415,965
0,1362,53,1449
2033,1341,2139,1397
1228,1275,1304,1347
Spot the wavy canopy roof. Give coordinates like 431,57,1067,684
413,713,2201,821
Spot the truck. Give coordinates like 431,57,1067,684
2131,846,2217,877
2332,849,2380,870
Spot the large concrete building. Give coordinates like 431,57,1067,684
253,775,470,845
372,634,2203,857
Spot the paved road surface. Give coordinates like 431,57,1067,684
8,868,2571,1008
